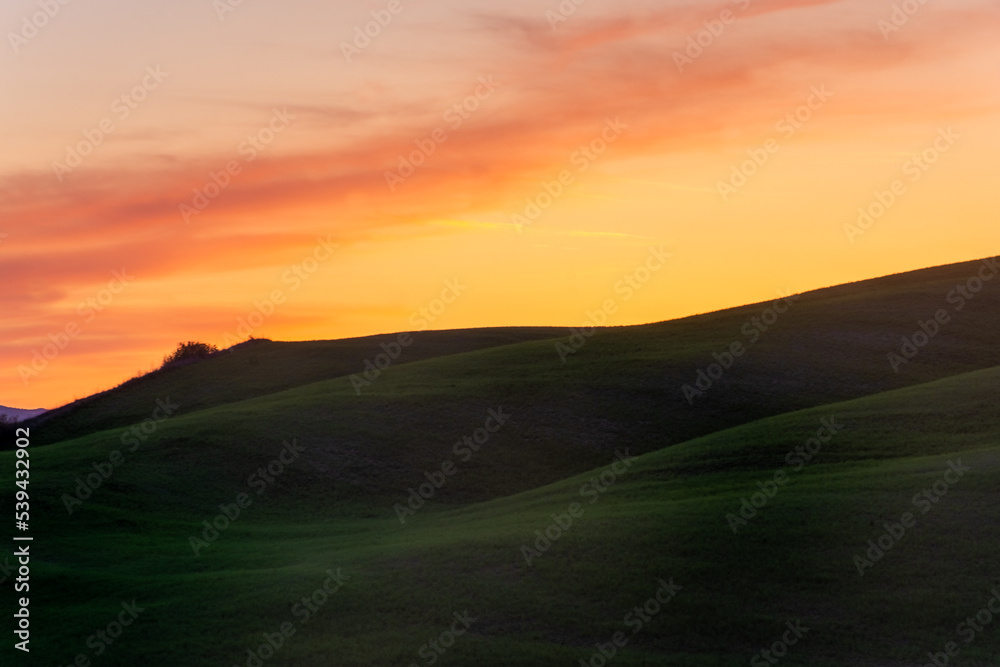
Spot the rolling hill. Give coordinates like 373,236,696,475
4,256,999,666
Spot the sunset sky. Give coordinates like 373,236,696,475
2,0,999,408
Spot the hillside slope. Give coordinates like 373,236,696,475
28,257,1000,461
9,366,1000,666
25,327,566,447
8,256,1000,666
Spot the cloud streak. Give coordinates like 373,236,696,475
2,0,998,406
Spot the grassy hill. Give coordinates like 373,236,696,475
29,258,1000,456
24,257,1000,505
24,327,567,447
4,256,999,665
11,367,1000,666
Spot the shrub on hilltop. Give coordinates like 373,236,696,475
161,341,219,369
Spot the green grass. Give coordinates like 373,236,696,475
11,367,1000,665
29,256,1000,457
25,327,568,447
5,257,1000,665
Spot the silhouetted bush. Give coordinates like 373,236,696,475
161,341,219,369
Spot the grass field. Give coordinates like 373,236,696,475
5,257,1000,666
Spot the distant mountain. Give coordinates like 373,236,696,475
0,405,47,422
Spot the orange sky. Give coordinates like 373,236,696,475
2,0,999,408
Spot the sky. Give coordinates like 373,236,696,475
2,0,999,409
